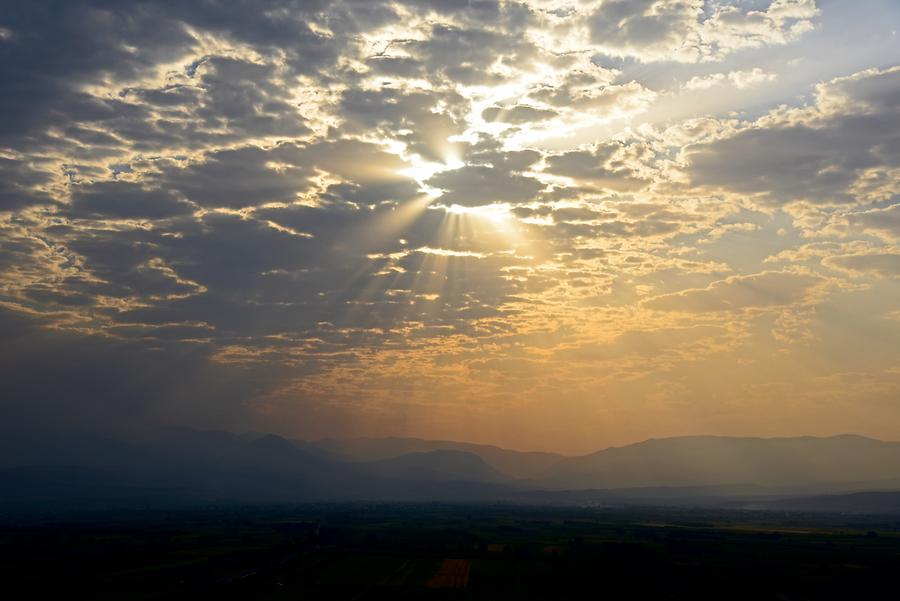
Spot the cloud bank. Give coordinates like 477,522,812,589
1,0,899,451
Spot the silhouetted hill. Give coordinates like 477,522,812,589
309,436,564,478
0,429,523,511
539,435,900,491
5,430,900,512
366,450,514,484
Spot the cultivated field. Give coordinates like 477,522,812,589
426,558,471,589
2,504,900,599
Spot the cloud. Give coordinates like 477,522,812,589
156,145,314,208
407,21,538,86
336,87,468,163
65,181,194,219
683,67,900,205
841,204,900,241
531,76,656,115
0,1,196,149
0,0,897,447
586,0,818,62
645,271,823,312
145,139,413,209
0,157,54,211
482,104,559,124
683,68,777,90
427,150,545,206
557,324,731,362
544,142,651,191
824,251,900,278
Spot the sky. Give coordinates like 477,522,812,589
1,0,899,454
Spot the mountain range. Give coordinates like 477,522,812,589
3,429,900,513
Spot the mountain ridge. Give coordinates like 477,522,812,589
4,429,900,513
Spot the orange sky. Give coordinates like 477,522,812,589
1,0,899,453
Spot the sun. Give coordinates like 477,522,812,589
398,152,465,198
434,202,528,252
442,203,514,226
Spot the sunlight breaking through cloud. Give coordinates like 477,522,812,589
1,0,899,451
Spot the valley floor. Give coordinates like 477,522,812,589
2,504,900,600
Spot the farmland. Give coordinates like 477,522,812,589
426,559,471,589
2,504,900,599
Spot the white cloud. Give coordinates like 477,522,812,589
684,68,777,90
587,0,819,62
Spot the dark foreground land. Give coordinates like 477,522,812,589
2,504,899,600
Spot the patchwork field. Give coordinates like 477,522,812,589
2,504,900,599
426,558,471,589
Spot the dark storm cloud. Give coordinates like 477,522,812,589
87,55,314,155
154,211,323,295
55,208,339,316
157,145,315,208
0,1,195,147
0,157,55,211
151,56,312,139
59,226,200,302
65,181,194,219
0,0,372,158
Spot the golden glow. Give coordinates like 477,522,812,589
398,155,464,197
441,203,513,225
7,0,900,455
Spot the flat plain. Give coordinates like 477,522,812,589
2,504,899,599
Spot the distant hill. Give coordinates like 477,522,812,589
309,434,900,493
366,450,514,484
308,437,564,478
538,435,900,492
4,430,900,513
0,429,523,511
749,490,900,514
0,428,361,507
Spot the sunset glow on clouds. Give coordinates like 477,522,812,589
1,0,899,452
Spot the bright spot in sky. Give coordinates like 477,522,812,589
442,203,514,226
4,0,900,454
399,156,464,197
